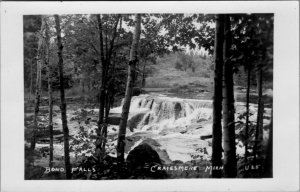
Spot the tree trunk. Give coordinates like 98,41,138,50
29,59,33,102
244,57,251,164
48,71,54,168
117,14,141,164
44,17,54,168
54,14,72,179
222,15,237,178
105,15,122,113
105,21,108,59
263,107,272,177
30,16,45,150
133,64,139,88
101,93,110,151
95,14,106,159
211,14,224,178
142,61,146,88
253,65,264,165
104,31,120,127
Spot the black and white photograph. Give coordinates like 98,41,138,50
23,12,274,180
1,1,299,191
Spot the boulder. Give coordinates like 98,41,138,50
174,102,182,120
132,87,141,96
127,112,146,131
132,87,146,96
126,143,167,178
126,143,161,168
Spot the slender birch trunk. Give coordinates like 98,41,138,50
253,63,264,166
29,60,33,102
30,16,45,150
244,56,251,163
117,14,141,164
54,14,72,179
43,17,54,167
95,14,106,159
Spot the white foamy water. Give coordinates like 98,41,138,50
105,94,271,163
105,94,215,162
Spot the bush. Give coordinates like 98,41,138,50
174,60,183,70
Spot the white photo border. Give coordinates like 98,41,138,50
1,1,299,192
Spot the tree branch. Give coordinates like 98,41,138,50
96,14,105,64
76,38,99,54
108,14,121,62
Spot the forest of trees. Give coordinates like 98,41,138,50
24,13,273,179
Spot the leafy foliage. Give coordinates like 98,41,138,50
235,108,267,178
174,51,196,72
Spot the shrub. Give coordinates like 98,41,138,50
174,60,183,70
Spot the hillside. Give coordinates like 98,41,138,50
144,52,272,104
145,52,214,100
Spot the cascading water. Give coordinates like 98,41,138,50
107,94,271,163
109,94,214,162
124,95,213,133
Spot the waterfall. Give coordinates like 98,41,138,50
121,94,213,133
107,94,270,162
